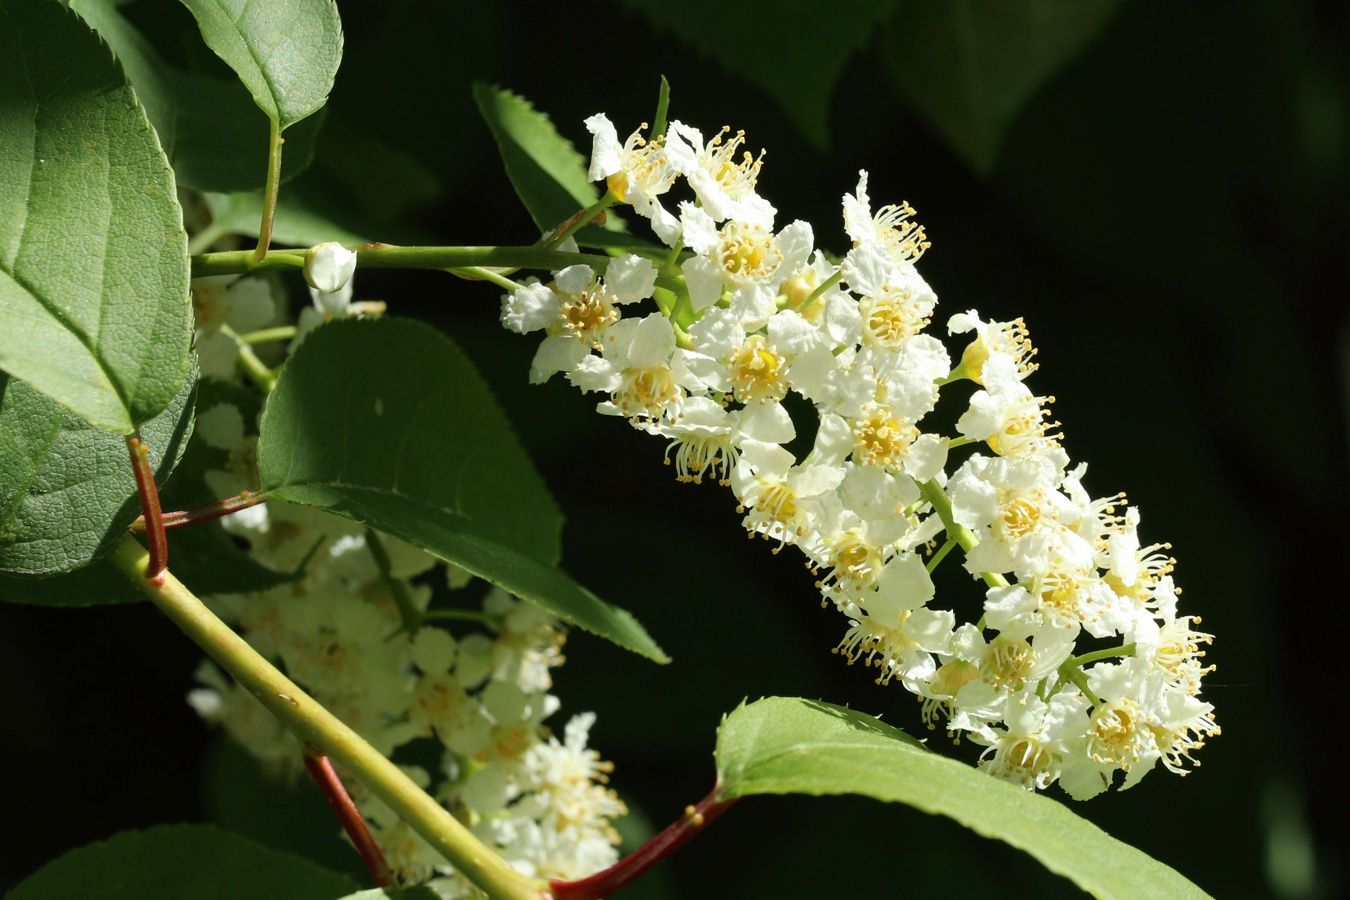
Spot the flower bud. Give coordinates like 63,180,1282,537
303,242,357,294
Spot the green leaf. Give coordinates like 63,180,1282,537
7,824,359,900
68,0,324,192
0,362,195,578
0,0,192,433
178,0,343,131
201,190,370,248
619,0,899,146
256,317,667,663
715,697,1211,900
473,83,654,251
877,0,1124,173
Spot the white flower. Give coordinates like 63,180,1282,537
584,114,680,244
664,120,776,226
304,242,357,294
843,170,930,266
191,275,276,379
568,313,699,422
948,310,1038,384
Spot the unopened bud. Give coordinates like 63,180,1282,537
303,242,357,294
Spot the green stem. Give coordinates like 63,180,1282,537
926,538,958,574
220,324,278,393
1064,667,1102,706
917,479,1008,589
253,118,283,263
450,266,523,291
547,192,618,250
660,240,685,274
1067,643,1137,668
193,246,612,279
188,220,232,256
366,528,421,637
798,270,842,311
237,325,298,344
108,536,547,900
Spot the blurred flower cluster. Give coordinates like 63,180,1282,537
500,113,1219,799
185,269,624,889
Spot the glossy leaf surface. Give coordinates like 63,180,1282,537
178,0,342,130
0,0,192,433
256,317,667,662
716,697,1210,900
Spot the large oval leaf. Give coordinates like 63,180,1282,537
256,317,667,663
178,0,342,131
877,0,1124,174
0,0,192,433
7,824,358,900
715,697,1211,899
0,367,194,578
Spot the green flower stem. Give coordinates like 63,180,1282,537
237,325,298,344
798,270,842,311
1068,643,1137,668
192,245,612,279
926,538,958,574
451,266,523,292
108,536,547,900
547,191,618,249
253,118,283,263
1063,667,1102,707
187,220,232,256
660,240,685,274
365,528,421,637
220,325,278,393
917,479,1008,590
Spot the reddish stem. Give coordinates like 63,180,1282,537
549,787,737,900
126,433,168,584
302,747,395,889
132,491,263,532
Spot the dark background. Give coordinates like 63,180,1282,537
2,0,1346,897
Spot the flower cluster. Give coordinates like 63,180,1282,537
186,271,624,888
500,113,1218,799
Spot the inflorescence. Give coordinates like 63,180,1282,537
499,113,1219,800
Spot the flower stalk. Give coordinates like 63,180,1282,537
109,535,548,900
192,245,614,279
